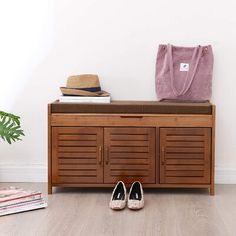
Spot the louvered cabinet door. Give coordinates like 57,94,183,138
104,128,155,184
160,128,211,184
52,127,103,184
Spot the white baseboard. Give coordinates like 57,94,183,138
0,164,236,184
0,164,47,182
215,166,236,184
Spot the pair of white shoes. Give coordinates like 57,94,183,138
109,181,144,210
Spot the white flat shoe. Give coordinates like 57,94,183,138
128,181,144,210
109,181,127,210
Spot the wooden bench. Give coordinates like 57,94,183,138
48,101,215,195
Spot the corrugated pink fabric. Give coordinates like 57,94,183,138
155,44,214,102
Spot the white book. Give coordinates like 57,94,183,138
0,200,47,216
59,95,110,100
59,95,111,103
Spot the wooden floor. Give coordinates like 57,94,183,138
0,184,236,236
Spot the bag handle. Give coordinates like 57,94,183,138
167,44,203,96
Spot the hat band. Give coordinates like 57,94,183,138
72,87,101,92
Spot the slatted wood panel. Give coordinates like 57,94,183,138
52,127,103,184
104,128,155,184
160,128,211,184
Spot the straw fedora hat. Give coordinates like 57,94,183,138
60,74,109,96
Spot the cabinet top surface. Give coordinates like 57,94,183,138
49,100,213,115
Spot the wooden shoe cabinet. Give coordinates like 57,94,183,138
48,101,215,195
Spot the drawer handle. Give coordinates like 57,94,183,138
106,147,109,164
98,146,102,164
161,147,165,165
120,116,143,118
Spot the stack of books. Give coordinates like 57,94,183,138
59,95,111,103
0,186,47,216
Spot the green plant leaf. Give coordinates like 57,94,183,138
0,111,24,144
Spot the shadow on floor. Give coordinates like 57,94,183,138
53,186,209,195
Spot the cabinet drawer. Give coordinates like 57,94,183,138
51,114,212,127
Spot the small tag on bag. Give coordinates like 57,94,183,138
180,63,189,71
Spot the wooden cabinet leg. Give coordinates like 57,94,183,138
48,184,52,194
209,186,215,196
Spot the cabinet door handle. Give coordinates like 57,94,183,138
106,147,109,164
98,146,102,164
161,147,165,165
120,116,143,119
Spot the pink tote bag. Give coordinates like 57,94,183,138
155,44,213,102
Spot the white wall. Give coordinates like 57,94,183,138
0,0,236,183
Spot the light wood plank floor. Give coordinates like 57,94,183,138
0,183,236,236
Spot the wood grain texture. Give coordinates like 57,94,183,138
104,127,156,184
52,127,103,185
51,114,213,127
48,102,215,195
0,183,234,236
156,128,160,185
160,128,211,184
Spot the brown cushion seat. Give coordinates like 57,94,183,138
51,100,212,114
